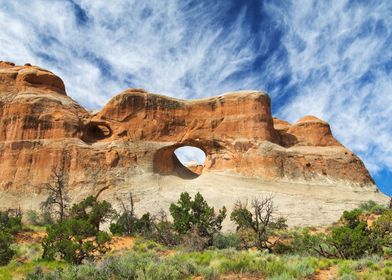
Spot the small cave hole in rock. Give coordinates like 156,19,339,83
174,146,206,177
83,123,112,143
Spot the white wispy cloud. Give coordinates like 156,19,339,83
0,0,391,180
0,1,265,108
266,0,392,173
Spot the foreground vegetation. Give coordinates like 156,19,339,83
1,236,392,279
0,172,390,279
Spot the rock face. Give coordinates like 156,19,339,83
0,62,386,226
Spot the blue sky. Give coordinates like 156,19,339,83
0,0,391,195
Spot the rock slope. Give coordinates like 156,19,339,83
0,62,387,226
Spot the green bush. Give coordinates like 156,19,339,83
25,210,41,226
150,213,181,247
13,242,43,262
69,195,117,231
358,200,387,214
329,222,371,259
41,211,55,226
0,210,22,234
42,218,111,264
24,267,45,280
338,262,359,280
132,238,166,253
25,210,54,226
327,208,392,259
149,213,180,246
342,208,363,228
280,208,391,259
41,197,115,264
27,251,187,279
370,209,392,256
275,228,332,257
212,233,241,249
110,212,152,237
169,192,226,246
0,232,15,266
40,196,117,264
230,197,287,252
21,247,386,280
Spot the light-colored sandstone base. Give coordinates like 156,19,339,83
1,170,387,229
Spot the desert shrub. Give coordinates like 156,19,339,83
359,200,387,214
169,192,226,247
110,212,152,237
41,210,55,226
329,221,371,259
327,208,392,259
342,208,363,227
278,208,392,259
0,210,22,234
230,196,287,252
212,233,241,249
292,258,317,276
275,228,332,257
132,238,166,253
21,248,340,279
25,210,41,226
24,266,45,280
25,210,54,226
29,251,186,279
273,241,293,255
42,218,111,264
234,228,259,250
338,262,360,280
0,231,15,266
110,192,153,237
149,211,180,246
13,242,43,262
219,255,253,273
370,204,387,215
181,226,210,251
41,197,115,264
69,195,117,231
362,263,392,280
370,209,392,256
110,193,180,246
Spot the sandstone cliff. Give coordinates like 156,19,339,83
0,61,386,226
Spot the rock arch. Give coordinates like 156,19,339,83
153,140,208,179
0,61,379,198
82,121,112,143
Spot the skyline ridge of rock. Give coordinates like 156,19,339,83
0,61,386,226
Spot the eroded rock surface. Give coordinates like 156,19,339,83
0,61,386,226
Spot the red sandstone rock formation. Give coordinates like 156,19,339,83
0,61,379,210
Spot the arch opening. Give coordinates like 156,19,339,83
174,146,206,177
82,122,112,143
153,144,207,179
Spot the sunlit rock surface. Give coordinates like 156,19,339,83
0,61,387,226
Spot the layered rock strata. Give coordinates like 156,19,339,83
0,62,386,225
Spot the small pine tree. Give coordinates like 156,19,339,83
69,195,117,231
42,218,110,264
169,192,226,246
42,196,115,264
0,231,15,265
